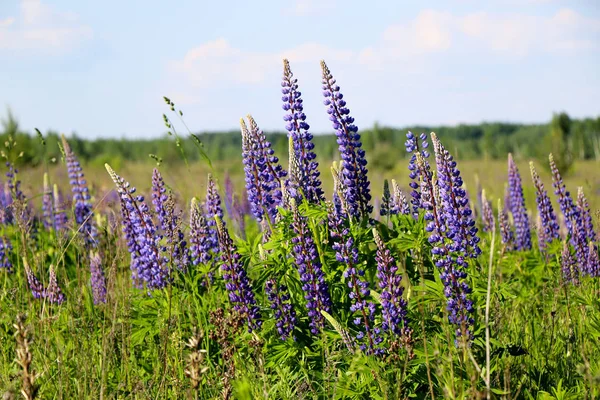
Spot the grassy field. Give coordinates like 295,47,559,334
1,137,599,399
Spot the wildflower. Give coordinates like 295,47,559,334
45,265,66,305
0,236,13,272
189,198,212,267
291,200,331,335
282,59,324,204
391,179,410,216
89,252,107,304
561,242,578,285
321,60,372,218
577,187,596,243
380,180,392,217
205,174,223,257
215,216,261,332
481,190,495,233
405,132,431,218
530,162,559,251
430,133,479,342
106,164,169,291
42,173,53,230
62,135,97,247
329,203,382,355
373,229,410,339
507,154,531,250
23,259,44,299
498,199,514,248
240,116,286,225
53,184,68,232
265,278,297,341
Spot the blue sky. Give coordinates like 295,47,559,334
1,0,599,138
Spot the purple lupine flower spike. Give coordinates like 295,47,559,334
282,59,324,204
0,180,13,225
189,198,212,267
106,164,169,291
42,173,53,230
405,132,431,218
529,162,559,252
151,168,169,230
498,199,514,248
507,154,531,250
239,117,286,225
429,133,478,342
215,216,261,332
45,265,66,304
481,190,495,233
380,180,392,217
61,135,97,247
205,174,224,254
53,184,68,232
587,242,600,277
90,252,107,304
24,259,44,299
561,241,578,285
549,154,588,274
328,203,382,355
373,229,410,340
265,278,297,341
391,180,410,216
290,199,331,335
0,236,13,272
321,60,372,219
577,187,596,243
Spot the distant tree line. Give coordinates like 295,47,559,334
2,110,599,173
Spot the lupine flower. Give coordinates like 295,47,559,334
282,59,324,204
481,190,495,233
561,241,578,285
53,184,68,232
321,60,372,218
549,154,588,273
290,200,331,335
587,242,599,277
5,162,30,226
215,216,261,332
507,154,531,250
240,117,286,224
405,132,431,218
106,164,169,291
189,198,212,267
62,136,97,247
89,252,107,304
430,133,479,342
0,236,13,272
24,259,44,299
205,174,223,255
265,278,297,341
0,181,12,225
390,179,410,216
45,265,66,304
373,229,410,340
498,199,514,248
577,187,596,243
151,169,189,272
331,161,346,216
380,180,392,216
328,203,382,355
530,162,560,252
42,173,53,230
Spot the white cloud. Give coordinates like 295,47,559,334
285,0,336,17
169,38,353,88
0,0,92,52
168,8,599,89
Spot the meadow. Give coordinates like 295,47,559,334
0,60,599,399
